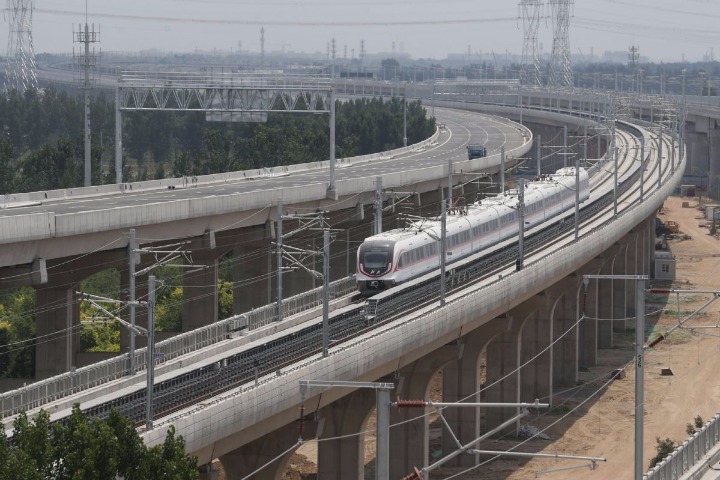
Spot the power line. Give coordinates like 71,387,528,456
34,8,517,27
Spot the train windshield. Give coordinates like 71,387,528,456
364,251,389,268
359,242,393,272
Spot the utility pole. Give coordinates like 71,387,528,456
300,380,394,480
403,91,408,147
146,274,156,430
374,177,383,235
276,200,283,321
321,230,330,357
439,199,447,307
640,137,645,202
575,156,580,241
516,179,525,270
128,228,138,374
77,273,160,431
658,125,663,188
329,89,336,195
536,134,542,176
273,212,336,351
73,11,100,187
260,27,265,68
613,146,619,218
500,146,506,194
563,125,568,168
331,38,336,79
584,275,647,480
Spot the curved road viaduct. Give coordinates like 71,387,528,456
1,107,548,380
1,97,685,478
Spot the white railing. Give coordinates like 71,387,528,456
645,413,720,480
0,275,356,418
1,126,440,208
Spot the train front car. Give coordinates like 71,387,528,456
356,237,397,295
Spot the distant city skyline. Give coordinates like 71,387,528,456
3,0,719,63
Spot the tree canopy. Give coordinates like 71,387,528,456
0,89,436,194
0,406,199,480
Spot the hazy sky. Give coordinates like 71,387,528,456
6,0,720,62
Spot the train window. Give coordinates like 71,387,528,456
364,251,389,268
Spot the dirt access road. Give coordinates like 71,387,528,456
215,195,720,480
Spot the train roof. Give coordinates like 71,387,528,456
362,167,588,244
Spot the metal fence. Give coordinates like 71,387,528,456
0,275,356,418
644,413,720,480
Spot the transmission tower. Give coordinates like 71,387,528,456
519,0,543,86
548,0,574,87
73,18,100,187
4,0,38,93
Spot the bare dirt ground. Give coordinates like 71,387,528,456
218,195,720,480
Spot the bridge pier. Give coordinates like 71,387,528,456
232,245,272,314
519,294,553,408
596,256,615,350
684,126,709,179
623,232,641,326
612,245,628,333
484,298,545,434
441,321,505,467
390,346,457,478
35,285,80,379
549,276,582,388
183,251,221,331
709,127,720,198
316,384,377,479
578,260,602,369
217,417,316,480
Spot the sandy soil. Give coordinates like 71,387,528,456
220,195,720,480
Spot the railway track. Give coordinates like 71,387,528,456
77,120,669,428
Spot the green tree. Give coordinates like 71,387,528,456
649,437,676,468
0,286,36,378
2,406,199,479
0,138,16,194
50,405,119,479
140,426,199,480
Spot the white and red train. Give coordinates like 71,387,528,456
356,167,590,295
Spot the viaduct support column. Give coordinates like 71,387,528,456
183,252,220,331
218,418,316,480
317,385,378,479
232,245,271,314
390,345,458,479
550,277,582,388
684,127,709,182
442,319,507,467
520,293,557,407
35,285,80,379
612,244,629,333
579,260,603,369
708,127,720,199
484,302,538,433
624,234,640,331
595,245,623,350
